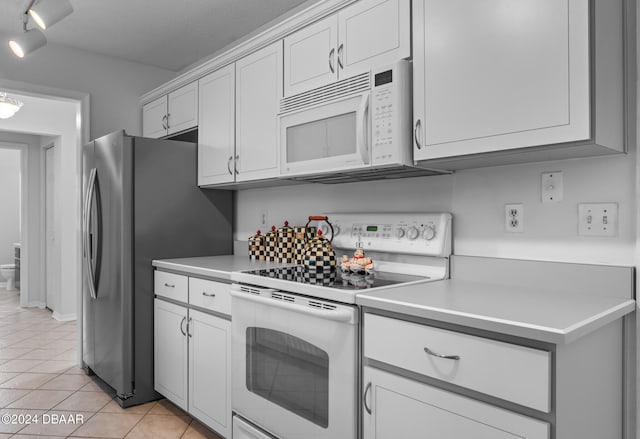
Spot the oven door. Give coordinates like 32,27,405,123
230,284,358,439
279,92,370,177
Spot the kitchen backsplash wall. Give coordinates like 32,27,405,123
0,148,21,266
236,153,635,266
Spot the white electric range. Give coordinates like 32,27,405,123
230,213,452,439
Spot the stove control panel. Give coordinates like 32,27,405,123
325,213,452,257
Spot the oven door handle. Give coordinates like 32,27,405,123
230,289,356,324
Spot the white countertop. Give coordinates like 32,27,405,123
356,279,635,344
152,255,285,281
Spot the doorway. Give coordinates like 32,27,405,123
0,147,22,292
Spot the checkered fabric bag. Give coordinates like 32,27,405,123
248,230,266,261
264,226,278,262
277,221,296,263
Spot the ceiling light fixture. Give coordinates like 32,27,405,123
29,0,74,30
0,92,24,119
7,0,73,59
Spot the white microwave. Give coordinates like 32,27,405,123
279,61,412,178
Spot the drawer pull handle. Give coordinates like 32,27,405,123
164,283,175,288
363,382,372,415
202,292,216,297
424,347,460,361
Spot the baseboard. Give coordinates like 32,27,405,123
27,301,46,308
52,311,77,322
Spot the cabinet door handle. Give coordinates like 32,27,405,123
166,113,170,130
337,43,344,69
363,382,372,415
187,317,193,338
424,347,460,361
328,48,335,73
227,156,233,175
164,283,175,288
161,115,167,130
414,119,423,149
180,316,187,336
235,155,239,174
202,292,216,297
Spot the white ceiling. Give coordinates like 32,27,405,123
0,0,313,72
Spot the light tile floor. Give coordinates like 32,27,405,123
0,288,222,439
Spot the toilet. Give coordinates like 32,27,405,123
0,264,15,291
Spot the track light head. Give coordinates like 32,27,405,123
28,0,74,30
9,28,46,58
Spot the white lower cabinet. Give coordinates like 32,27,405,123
188,309,231,436
154,271,231,438
154,299,188,411
363,367,549,439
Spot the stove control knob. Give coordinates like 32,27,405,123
333,225,340,236
423,225,436,241
395,228,405,239
407,226,419,240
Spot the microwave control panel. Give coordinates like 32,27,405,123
371,61,412,165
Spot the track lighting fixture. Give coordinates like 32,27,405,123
7,0,73,58
29,0,74,30
0,92,24,119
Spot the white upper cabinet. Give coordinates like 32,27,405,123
142,96,168,138
413,0,590,161
235,41,283,182
284,16,338,96
284,0,410,96
167,82,198,136
198,65,236,186
142,82,198,138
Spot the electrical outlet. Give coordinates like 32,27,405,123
260,209,268,228
505,204,524,233
541,171,563,203
578,203,618,237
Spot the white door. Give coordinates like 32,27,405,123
363,367,549,439
235,41,282,182
142,96,168,138
337,0,410,79
188,309,231,438
284,15,338,96
198,65,236,186
45,145,60,311
167,82,198,135
412,0,589,161
154,299,188,411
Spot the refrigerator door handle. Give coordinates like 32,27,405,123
83,167,98,300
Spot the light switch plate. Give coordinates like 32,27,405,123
541,171,563,203
578,203,618,237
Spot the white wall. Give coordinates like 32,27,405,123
0,148,21,266
0,36,176,138
236,153,636,266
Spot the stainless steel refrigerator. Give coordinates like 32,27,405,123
81,130,232,407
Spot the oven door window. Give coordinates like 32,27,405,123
246,327,329,428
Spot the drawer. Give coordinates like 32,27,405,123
189,278,231,316
364,314,551,412
154,271,188,303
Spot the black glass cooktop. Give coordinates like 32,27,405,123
242,265,428,290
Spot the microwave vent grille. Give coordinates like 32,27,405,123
280,72,370,114
288,164,451,184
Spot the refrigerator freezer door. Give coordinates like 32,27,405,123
82,141,95,373
90,131,134,397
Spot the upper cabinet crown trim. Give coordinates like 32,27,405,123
140,0,358,105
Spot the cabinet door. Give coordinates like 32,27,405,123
167,82,198,135
154,299,188,411
363,367,549,439
236,41,282,181
284,15,338,96
188,309,231,438
142,96,168,138
413,0,589,161
337,0,410,79
198,65,236,186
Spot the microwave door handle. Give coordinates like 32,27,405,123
356,93,370,165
